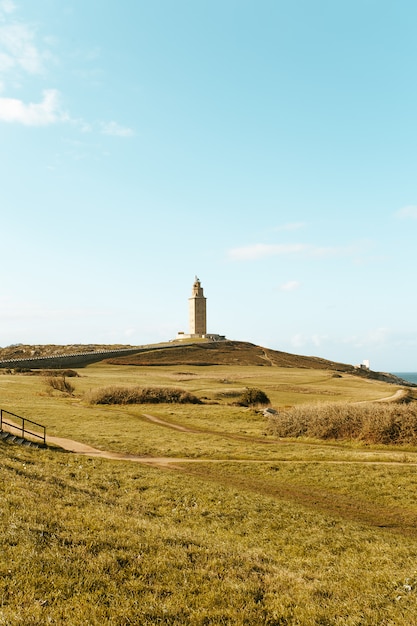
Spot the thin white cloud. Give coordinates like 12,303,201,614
101,121,134,137
0,4,132,136
228,240,369,262
308,245,346,259
280,280,300,292
0,51,13,73
228,243,306,261
395,205,417,219
344,327,391,349
0,0,16,14
290,333,305,348
0,89,67,125
0,22,46,75
0,89,131,134
311,333,328,347
290,333,329,349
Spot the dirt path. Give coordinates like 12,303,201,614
260,350,274,366
353,388,409,405
374,388,408,402
141,412,282,444
142,413,193,432
44,433,417,468
45,419,417,469
5,387,413,468
45,433,185,467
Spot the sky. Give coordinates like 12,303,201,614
1,0,417,372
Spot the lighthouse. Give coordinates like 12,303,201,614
189,276,206,336
176,278,225,341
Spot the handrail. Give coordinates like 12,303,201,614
0,408,46,445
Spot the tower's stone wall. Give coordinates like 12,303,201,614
189,277,207,335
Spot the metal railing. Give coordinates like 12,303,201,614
0,409,46,445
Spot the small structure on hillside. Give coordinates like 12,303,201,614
355,359,370,371
176,277,225,341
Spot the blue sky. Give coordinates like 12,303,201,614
1,0,417,372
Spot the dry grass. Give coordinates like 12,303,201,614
104,340,355,371
2,361,417,623
3,445,417,625
0,362,406,458
44,375,75,395
85,385,201,405
269,401,417,444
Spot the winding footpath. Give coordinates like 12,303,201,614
3,387,411,468
43,387,417,468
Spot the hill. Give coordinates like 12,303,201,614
105,340,410,386
103,340,347,368
0,340,411,386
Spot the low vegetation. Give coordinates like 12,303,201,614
269,401,417,445
85,385,201,405
2,355,417,623
3,444,417,625
237,387,270,407
44,375,75,395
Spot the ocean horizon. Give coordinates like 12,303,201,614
392,372,417,384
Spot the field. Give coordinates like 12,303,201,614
2,357,417,624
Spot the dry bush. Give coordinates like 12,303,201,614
85,385,201,405
42,369,79,378
238,387,270,407
269,401,417,445
45,375,75,395
61,369,79,378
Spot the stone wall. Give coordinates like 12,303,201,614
0,345,175,369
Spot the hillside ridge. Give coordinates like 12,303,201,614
0,340,412,386
105,340,411,386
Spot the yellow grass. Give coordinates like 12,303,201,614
1,361,417,624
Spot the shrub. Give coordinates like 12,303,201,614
45,376,74,395
238,387,270,407
61,369,79,378
268,401,417,445
42,369,79,378
85,386,201,405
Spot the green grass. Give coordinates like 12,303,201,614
1,362,417,624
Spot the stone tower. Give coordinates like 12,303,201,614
189,276,206,336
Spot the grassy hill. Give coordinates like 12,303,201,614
2,341,417,623
0,340,410,387
1,350,417,623
104,340,409,386
0,339,376,371
104,340,347,368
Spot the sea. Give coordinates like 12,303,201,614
392,372,417,384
